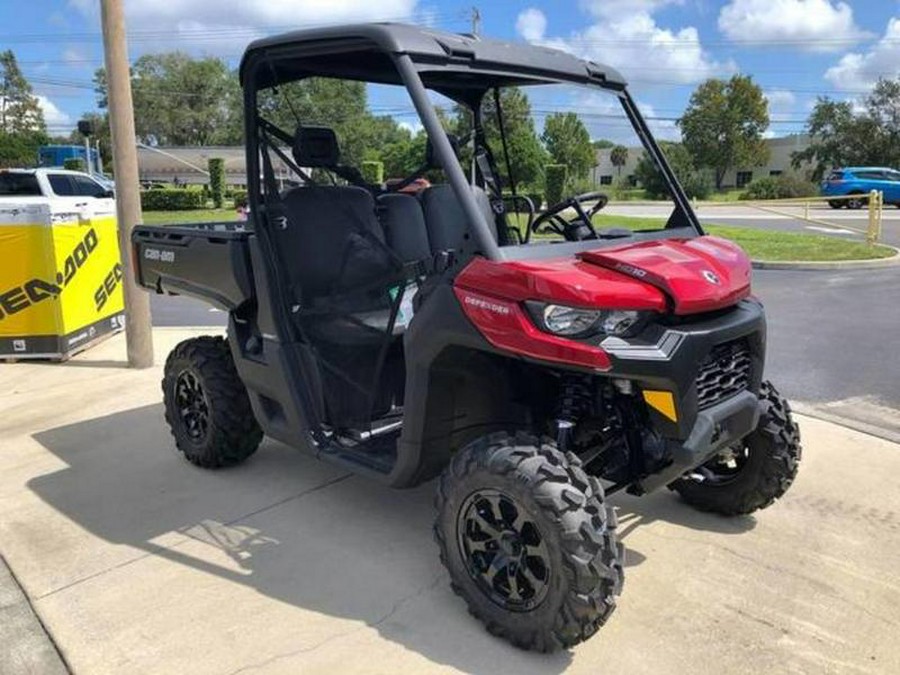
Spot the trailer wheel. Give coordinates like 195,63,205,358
671,381,801,515
434,432,623,652
162,336,262,468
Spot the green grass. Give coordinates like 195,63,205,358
141,209,238,225
704,189,745,203
589,214,895,261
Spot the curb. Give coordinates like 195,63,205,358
751,246,900,270
0,555,70,675
792,404,900,445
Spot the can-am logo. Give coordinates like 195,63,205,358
702,270,721,285
144,248,175,263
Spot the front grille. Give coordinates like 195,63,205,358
696,340,752,409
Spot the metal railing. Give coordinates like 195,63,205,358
694,190,884,245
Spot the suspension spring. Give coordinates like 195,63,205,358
555,374,594,451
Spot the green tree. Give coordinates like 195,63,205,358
95,53,234,146
679,75,769,190
0,50,47,167
793,78,900,180
592,138,614,149
453,87,548,188
541,112,595,181
610,145,628,176
634,142,712,200
70,112,112,172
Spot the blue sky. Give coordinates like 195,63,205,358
5,0,899,141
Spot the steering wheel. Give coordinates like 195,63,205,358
531,192,609,241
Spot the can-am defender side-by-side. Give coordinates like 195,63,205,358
132,24,801,651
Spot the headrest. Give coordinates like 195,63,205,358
425,133,460,168
293,126,339,167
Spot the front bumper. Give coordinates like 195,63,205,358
599,298,766,441
637,389,760,493
596,298,766,493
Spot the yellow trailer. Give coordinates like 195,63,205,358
0,201,125,359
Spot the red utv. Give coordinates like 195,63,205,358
132,24,801,651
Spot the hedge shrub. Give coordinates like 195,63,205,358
545,164,567,207
740,173,817,201
140,188,206,211
361,160,384,185
208,157,225,208
231,189,248,207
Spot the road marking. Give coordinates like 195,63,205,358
804,226,858,236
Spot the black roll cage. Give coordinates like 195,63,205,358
240,24,702,256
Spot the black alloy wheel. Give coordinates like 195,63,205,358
175,370,210,443
457,489,551,612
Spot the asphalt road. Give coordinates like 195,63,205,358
150,262,900,438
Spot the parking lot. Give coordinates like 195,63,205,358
2,328,899,674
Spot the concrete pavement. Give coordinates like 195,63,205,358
2,329,899,674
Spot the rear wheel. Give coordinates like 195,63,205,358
671,381,801,515
162,336,263,468
434,432,623,651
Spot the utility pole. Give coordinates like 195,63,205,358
100,0,154,368
471,7,481,37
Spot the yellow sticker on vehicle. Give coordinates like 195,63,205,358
642,389,678,422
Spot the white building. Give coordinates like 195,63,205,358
136,146,296,186
592,134,812,189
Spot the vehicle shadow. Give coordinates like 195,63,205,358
28,403,753,672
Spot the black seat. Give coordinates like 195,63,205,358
276,126,401,341
275,127,406,426
419,184,498,255
376,193,431,264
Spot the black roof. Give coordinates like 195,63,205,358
239,22,626,95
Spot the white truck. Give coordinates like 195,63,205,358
0,168,115,211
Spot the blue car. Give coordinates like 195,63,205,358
821,167,900,209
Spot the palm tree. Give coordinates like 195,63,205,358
610,145,628,176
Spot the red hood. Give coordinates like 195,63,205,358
577,236,752,314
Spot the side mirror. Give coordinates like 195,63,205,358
98,189,115,199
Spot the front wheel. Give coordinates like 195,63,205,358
846,193,866,210
671,381,801,515
434,432,623,652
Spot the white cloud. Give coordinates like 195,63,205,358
718,0,868,52
515,4,731,86
70,0,419,53
764,89,796,113
825,18,900,91
37,96,73,130
516,8,546,42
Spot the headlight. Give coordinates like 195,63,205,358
531,303,649,337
